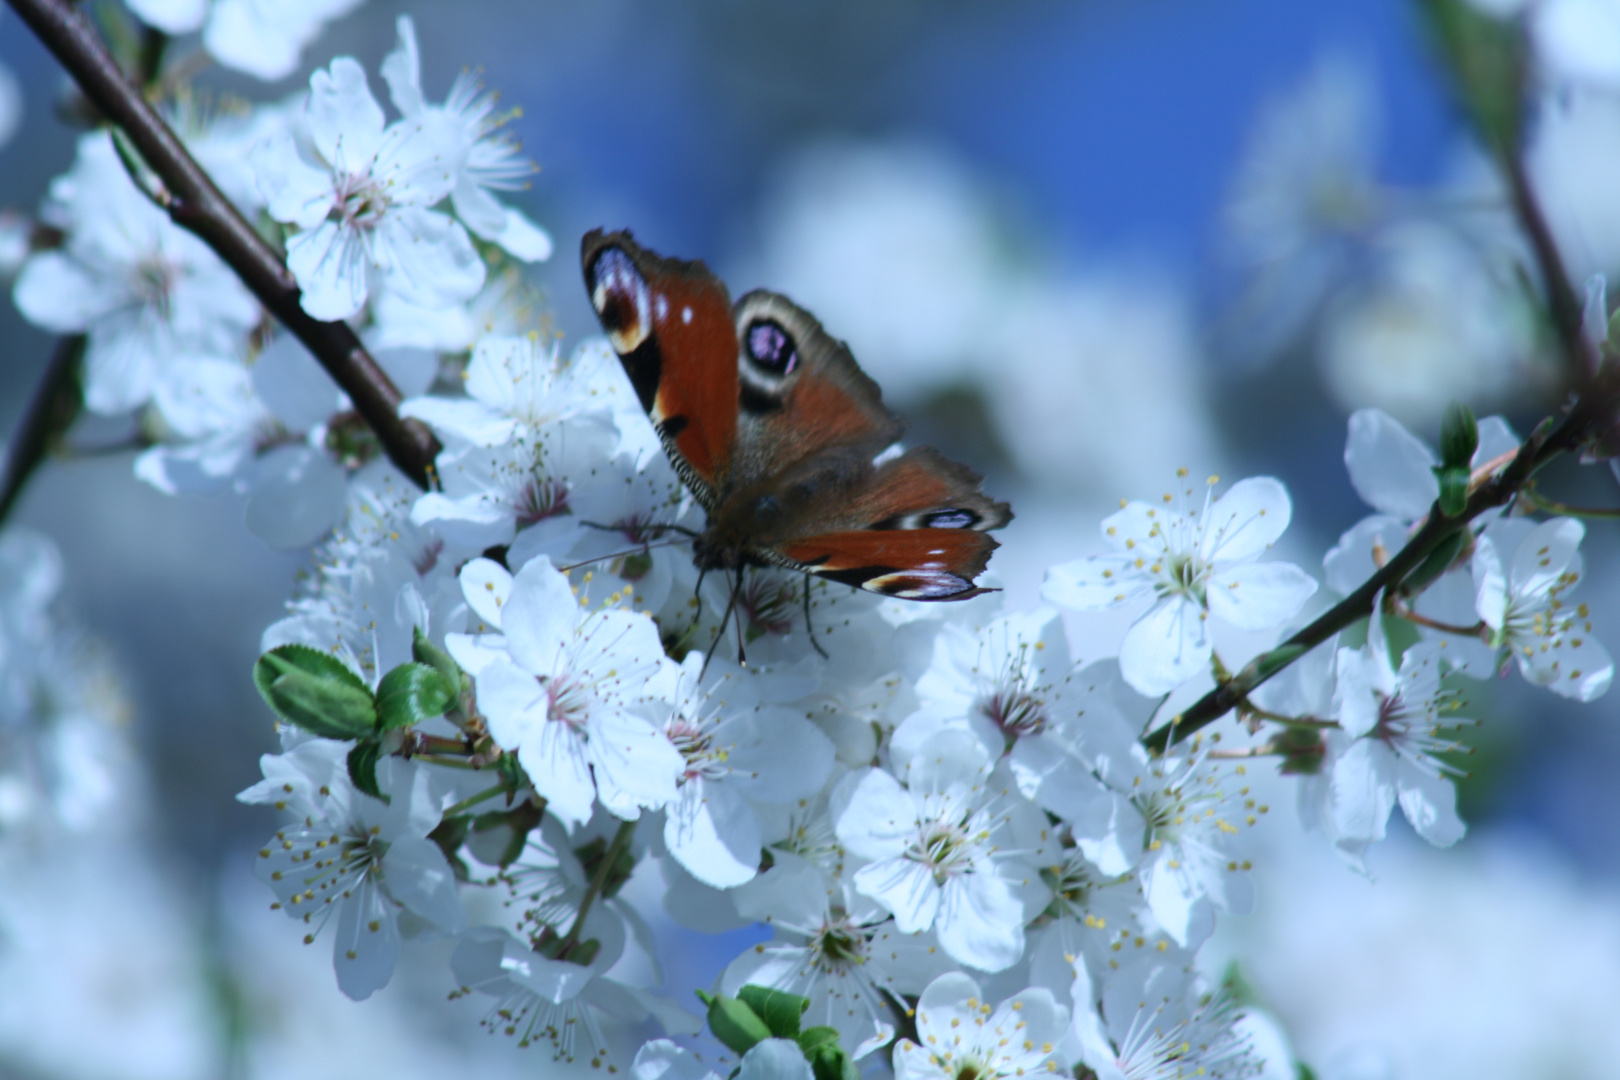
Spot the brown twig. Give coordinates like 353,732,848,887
0,335,84,527
6,0,441,490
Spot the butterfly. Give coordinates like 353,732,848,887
580,229,1011,614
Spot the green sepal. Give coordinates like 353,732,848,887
798,1027,857,1080
737,985,808,1039
253,645,376,739
346,740,388,804
1439,402,1479,469
1297,1065,1319,1080
694,990,772,1055
375,662,456,732
468,798,545,868
495,752,529,795
1433,465,1470,518
574,833,637,901
1276,725,1326,776
1607,308,1620,353
411,628,463,702
428,815,471,882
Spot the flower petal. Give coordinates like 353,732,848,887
1042,555,1153,611
1118,596,1210,697
457,557,513,632
1345,408,1438,520
1205,560,1317,630
853,857,939,934
1199,476,1292,564
936,873,1025,971
501,556,580,676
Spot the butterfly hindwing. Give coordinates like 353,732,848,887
582,229,738,509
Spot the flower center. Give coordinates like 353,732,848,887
517,477,570,526
131,253,177,314
545,676,590,733
809,911,870,972
335,172,390,229
910,818,978,885
666,714,728,783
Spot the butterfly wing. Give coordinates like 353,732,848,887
770,448,1013,600
582,229,738,509
726,290,904,492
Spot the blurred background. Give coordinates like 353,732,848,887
3,0,1620,1076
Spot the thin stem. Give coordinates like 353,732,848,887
1241,703,1339,729
1208,744,1281,760
6,0,441,489
1519,483,1620,520
441,782,511,819
0,336,83,528
560,819,636,952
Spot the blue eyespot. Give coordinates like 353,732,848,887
927,509,977,529
745,320,797,375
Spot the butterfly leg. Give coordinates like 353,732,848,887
733,567,749,669
699,568,733,680
800,573,829,660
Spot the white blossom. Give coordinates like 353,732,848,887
253,54,482,320
1076,953,1261,1080
835,729,1049,972
892,972,1069,1080
1045,472,1316,696
239,739,464,1000
1473,517,1613,701
451,556,681,826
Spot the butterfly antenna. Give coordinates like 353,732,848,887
579,519,700,539
556,537,687,574
801,573,829,659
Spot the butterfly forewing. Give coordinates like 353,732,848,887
582,229,738,508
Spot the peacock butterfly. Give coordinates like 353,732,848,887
580,228,1011,604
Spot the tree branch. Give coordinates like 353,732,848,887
6,0,441,490
1144,365,1620,752
0,335,83,527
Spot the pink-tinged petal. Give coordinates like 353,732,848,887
457,557,513,633
632,1040,720,1080
332,876,401,1000
1206,560,1316,631
287,220,371,321
1328,738,1396,845
834,768,918,861
1323,514,1407,596
13,251,114,332
243,446,347,550
251,129,333,229
853,857,939,934
521,709,596,826
382,835,466,932
306,56,385,169
1520,631,1614,701
500,556,579,676
1119,596,1210,697
1345,408,1438,520
1473,415,1521,465
1472,534,1508,631
379,15,425,118
589,706,683,820
1043,555,1153,611
376,208,484,310
936,872,1024,972
398,396,516,447
473,658,548,749
1509,517,1585,600
1199,476,1292,564
738,1040,813,1080
1395,759,1465,847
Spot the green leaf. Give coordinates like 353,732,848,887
428,815,471,883
694,990,772,1055
346,740,388,804
738,985,808,1039
1423,0,1527,155
1433,465,1470,518
375,662,456,732
1439,402,1479,469
468,798,544,868
412,628,463,702
796,1026,841,1052
253,645,376,739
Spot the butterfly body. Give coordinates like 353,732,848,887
582,229,1010,600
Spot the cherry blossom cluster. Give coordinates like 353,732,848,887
4,3,1620,1079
